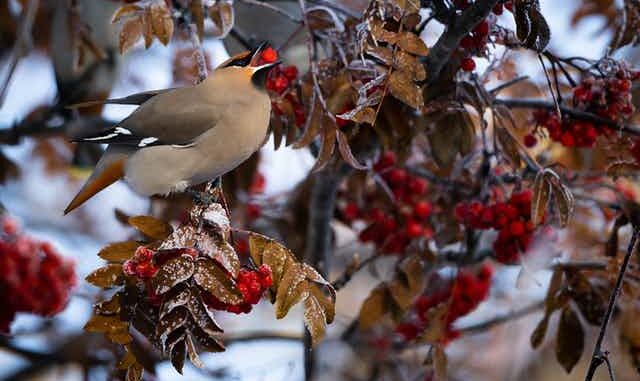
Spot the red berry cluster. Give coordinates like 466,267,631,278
530,71,638,148
124,244,272,315
204,264,273,314
395,264,493,344
455,1,513,72
0,217,77,333
340,151,433,255
267,65,306,128
455,190,536,264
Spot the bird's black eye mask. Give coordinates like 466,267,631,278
220,51,252,68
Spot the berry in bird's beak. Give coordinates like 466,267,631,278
260,47,278,64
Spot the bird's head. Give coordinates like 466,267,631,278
218,42,281,89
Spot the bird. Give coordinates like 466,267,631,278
63,42,280,215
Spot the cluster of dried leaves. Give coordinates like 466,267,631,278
84,200,335,380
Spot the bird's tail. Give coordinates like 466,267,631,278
64,146,130,214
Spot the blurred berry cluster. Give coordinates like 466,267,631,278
0,217,76,333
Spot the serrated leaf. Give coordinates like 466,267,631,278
418,303,448,343
531,170,551,226
98,241,140,262
142,7,154,48
556,306,584,373
108,330,133,344
119,18,143,54
160,284,191,319
388,70,423,109
84,314,128,333
86,264,124,288
128,215,173,240
370,19,398,44
304,292,327,344
152,257,195,295
310,123,337,172
187,291,223,335
193,257,243,304
358,286,390,330
276,263,309,318
396,32,429,56
117,349,137,370
395,50,426,81
191,326,225,352
150,2,174,45
112,4,143,23
157,308,188,347
95,293,121,316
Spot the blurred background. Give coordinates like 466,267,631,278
0,0,639,380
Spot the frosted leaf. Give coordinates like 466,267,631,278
187,291,223,335
170,338,187,374
193,258,242,304
185,333,204,368
84,314,128,333
86,264,125,289
191,326,225,352
211,240,240,276
152,257,195,295
304,294,327,345
201,203,231,238
160,284,191,319
157,307,188,348
275,262,310,319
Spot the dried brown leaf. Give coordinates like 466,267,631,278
98,241,140,263
555,306,584,373
150,2,174,45
388,70,423,109
129,215,173,240
119,18,143,54
396,31,429,56
86,264,124,288
358,286,390,330
531,170,551,226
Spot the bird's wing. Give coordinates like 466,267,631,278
73,84,222,147
116,84,222,145
67,88,176,109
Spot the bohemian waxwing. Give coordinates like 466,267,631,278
63,42,280,214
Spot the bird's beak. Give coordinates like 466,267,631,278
249,41,270,67
251,60,282,73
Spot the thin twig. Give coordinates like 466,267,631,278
456,300,545,335
332,254,380,291
237,0,303,23
488,75,530,94
225,331,303,344
584,227,639,381
494,98,640,136
0,0,39,106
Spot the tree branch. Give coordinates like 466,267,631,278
494,98,640,136
303,163,350,380
237,0,303,23
456,300,544,335
0,0,39,107
584,227,640,381
424,0,500,81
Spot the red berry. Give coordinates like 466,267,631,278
282,65,299,80
406,220,424,238
473,20,490,37
524,134,537,148
260,47,278,63
343,202,360,221
387,168,408,185
461,57,476,72
408,178,428,195
413,201,432,218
